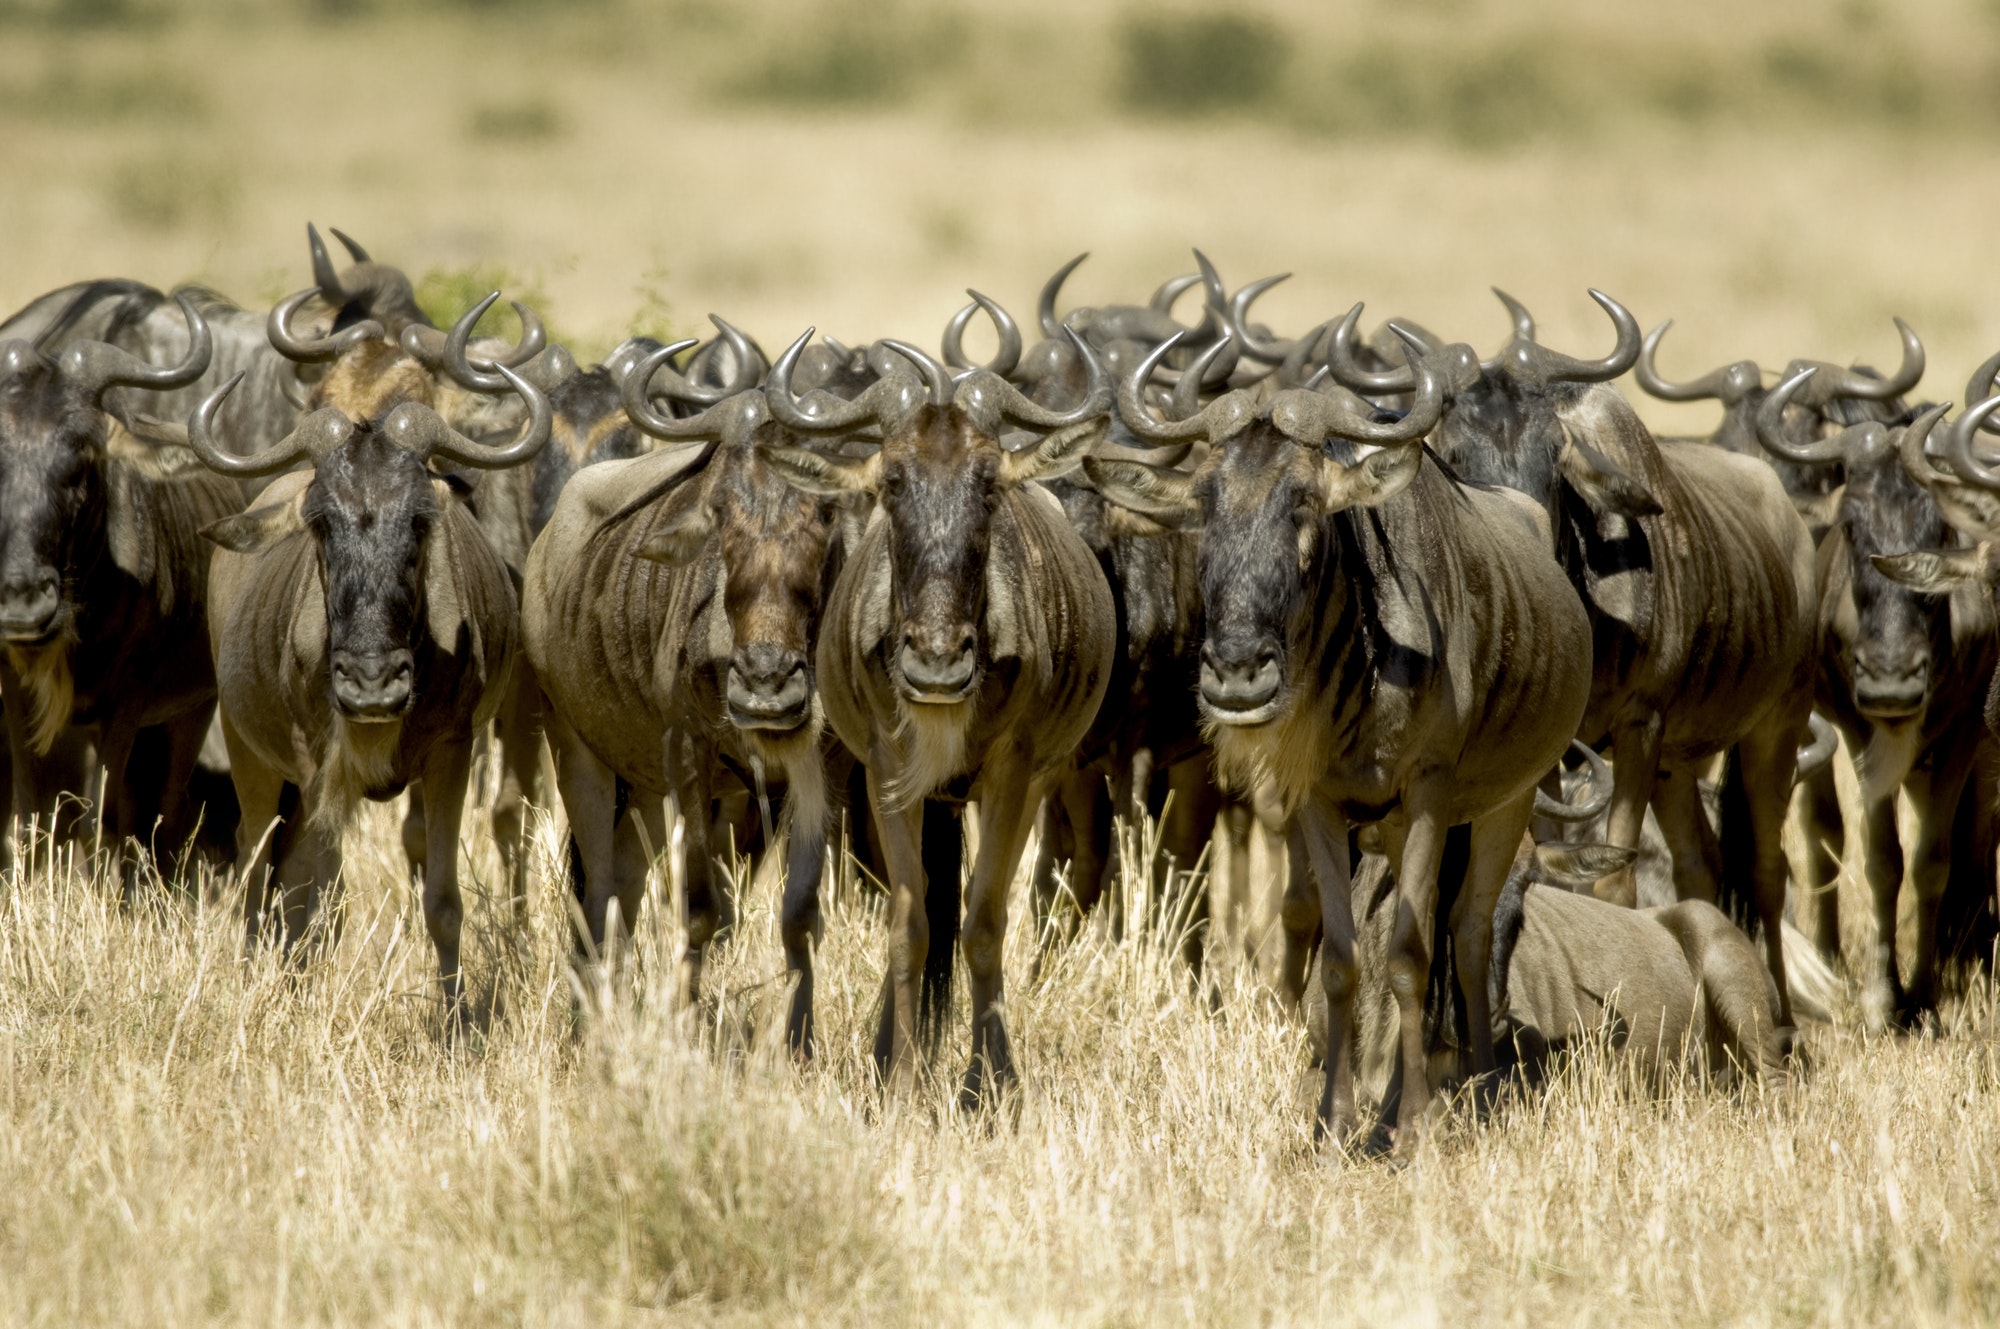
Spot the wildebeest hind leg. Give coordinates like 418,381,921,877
1651,766,1724,906
491,666,544,930
1598,715,1664,906
959,749,1044,1110
1384,807,1446,1153
1734,712,1807,1029
1456,791,1536,1086
420,741,474,1017
548,713,618,955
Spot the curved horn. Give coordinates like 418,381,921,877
268,286,381,363
1965,349,2000,439
1149,272,1202,315
1634,320,1761,404
382,362,552,469
307,222,346,304
1534,740,1613,823
187,372,354,477
1492,288,1536,343
60,290,211,401
1167,334,1234,420
1188,250,1228,340
415,291,547,391
1794,712,1838,783
1945,392,2000,490
1226,272,1297,364
1116,333,1237,443
767,329,924,434
877,339,954,407
1496,289,1641,385
940,290,1023,377
1038,253,1089,338
1325,302,1415,394
964,326,1111,431
1275,326,1442,447
1822,317,1925,401
1755,366,1880,465
617,337,705,437
1897,403,1955,489
328,227,371,265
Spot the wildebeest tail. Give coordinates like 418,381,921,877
1487,857,1532,1028
917,798,963,1052
1716,749,1759,934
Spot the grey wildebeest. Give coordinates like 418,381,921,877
185,300,550,1013
522,335,860,1053
1330,293,1818,1027
945,290,1216,961
1082,326,1594,1150
0,294,238,864
755,327,1117,1103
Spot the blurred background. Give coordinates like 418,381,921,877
1,0,1996,426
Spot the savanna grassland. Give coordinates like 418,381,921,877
4,1,2000,1324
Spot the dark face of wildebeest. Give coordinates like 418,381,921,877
1082,333,1441,727
0,295,210,643
757,326,1112,706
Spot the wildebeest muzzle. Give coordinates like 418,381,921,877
727,642,812,731
897,622,978,702
1199,638,1283,723
330,647,414,721
0,566,62,644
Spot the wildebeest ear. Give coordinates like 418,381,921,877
1079,457,1198,524
200,501,303,554
1927,481,2000,544
1872,545,1998,595
633,502,716,566
1318,441,1422,511
1557,436,1663,518
762,446,879,497
1533,841,1639,890
1102,505,1182,539
1000,417,1110,486
424,515,469,660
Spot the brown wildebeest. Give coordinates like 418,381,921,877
523,338,866,1052
0,293,237,867
1332,294,1818,1028
1083,323,1594,1152
757,326,1117,1104
186,303,550,1015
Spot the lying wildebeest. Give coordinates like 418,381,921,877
524,335,868,1053
756,327,1116,1103
186,298,550,1013
1636,317,1923,533
1083,321,1595,1151
0,294,239,864
1332,294,1818,1027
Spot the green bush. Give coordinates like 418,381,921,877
1117,11,1288,115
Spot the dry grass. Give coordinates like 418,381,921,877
6,2,2000,1323
0,789,1994,1327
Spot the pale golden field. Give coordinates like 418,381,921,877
7,1,2000,1324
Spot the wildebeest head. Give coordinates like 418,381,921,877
1640,317,1923,521
188,298,550,722
762,320,1111,707
1760,365,1952,719
1082,329,1443,727
1331,290,1662,532
617,331,841,735
0,293,211,645
1005,253,1239,406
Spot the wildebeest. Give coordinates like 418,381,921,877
1083,324,1595,1150
524,334,868,1052
1636,317,1923,532
754,327,1117,1103
185,299,550,1013
1332,294,1818,1028
0,294,239,864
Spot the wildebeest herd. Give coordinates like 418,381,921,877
4,224,1997,1155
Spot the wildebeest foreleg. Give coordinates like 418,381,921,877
1797,762,1845,961
663,737,719,1003
1855,789,1905,1032
1455,790,1537,1082
1735,712,1805,1029
548,712,618,953
491,665,545,929
1383,806,1446,1152
865,761,929,1092
1276,819,1318,1008
960,745,1044,1108
1598,715,1664,906
1900,736,1980,1023
779,751,829,1058
1651,766,1725,906
1297,794,1358,1143
419,741,473,1015
223,714,287,953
